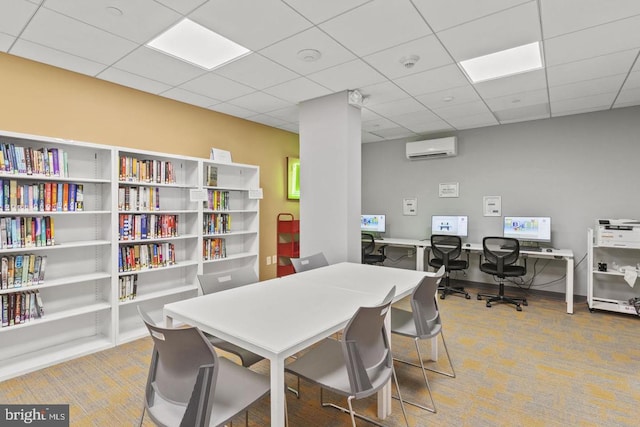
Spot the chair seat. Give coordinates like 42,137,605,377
480,263,525,277
285,338,390,399
390,307,442,340
428,259,467,271
205,334,264,368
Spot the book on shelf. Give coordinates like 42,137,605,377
206,165,218,186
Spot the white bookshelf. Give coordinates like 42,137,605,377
0,130,261,380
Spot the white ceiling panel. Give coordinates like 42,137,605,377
42,0,181,44
415,84,481,110
446,111,498,129
474,69,546,99
154,0,207,15
20,7,137,64
623,70,640,89
541,0,640,39
213,53,299,90
390,110,442,127
307,59,386,92
494,103,550,124
179,71,255,101
266,105,299,123
484,88,548,111
550,92,617,115
412,0,530,32
227,91,292,113
395,63,469,96
283,0,371,24
246,114,289,128
207,102,256,119
258,27,356,75
404,120,455,134
432,100,493,120
360,108,384,122
161,87,220,108
370,126,416,139
263,77,332,104
189,0,312,51
0,34,14,51
436,1,541,61
362,116,401,132
614,87,640,108
362,132,386,143
546,49,638,87
0,0,38,36
319,0,432,56
363,35,453,80
11,39,107,76
544,14,640,67
113,46,206,86
365,97,429,118
359,81,411,106
97,67,172,94
549,74,627,103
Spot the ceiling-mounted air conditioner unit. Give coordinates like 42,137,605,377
406,137,457,160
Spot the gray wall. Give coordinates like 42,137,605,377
362,106,640,296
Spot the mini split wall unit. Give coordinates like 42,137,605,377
405,136,458,160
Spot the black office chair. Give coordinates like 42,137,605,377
428,235,470,299
477,237,528,311
361,233,386,265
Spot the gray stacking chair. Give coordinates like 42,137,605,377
290,252,329,273
390,266,455,414
197,267,264,368
137,307,271,427
285,286,409,427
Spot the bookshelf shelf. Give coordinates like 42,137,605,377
118,234,198,243
0,302,111,333
117,259,199,277
119,284,198,306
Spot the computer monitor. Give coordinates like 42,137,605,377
503,216,551,242
431,215,468,237
361,214,386,233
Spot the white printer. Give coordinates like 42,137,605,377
596,219,640,248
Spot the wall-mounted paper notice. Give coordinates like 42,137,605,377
249,188,263,199
210,148,232,163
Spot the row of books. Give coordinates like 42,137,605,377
203,238,226,260
1,254,47,289
1,180,84,213
119,156,177,184
0,216,55,249
1,290,44,327
117,186,160,211
0,144,69,177
205,190,230,211
203,213,231,235
119,214,179,241
119,274,138,302
119,243,176,272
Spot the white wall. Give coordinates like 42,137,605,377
362,106,640,296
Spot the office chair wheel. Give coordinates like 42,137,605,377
516,305,522,312
522,300,528,306
440,293,446,299
477,295,482,300
486,302,491,308
465,293,471,299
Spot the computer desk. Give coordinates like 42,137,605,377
375,238,575,314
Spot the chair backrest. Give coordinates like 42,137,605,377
341,286,396,399
291,252,329,273
138,307,218,426
482,236,520,275
430,234,462,266
361,233,376,257
410,266,445,337
197,266,258,295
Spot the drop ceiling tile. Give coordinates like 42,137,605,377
412,0,530,32
546,49,638,87
365,98,428,118
0,0,38,36
359,81,411,106
262,77,332,103
113,46,206,86
307,59,386,92
213,53,299,90
20,7,137,64
11,39,107,76
474,69,546,98
623,70,640,89
208,103,256,118
484,88,548,111
363,35,453,80
266,105,299,122
550,92,616,115
246,114,289,128
390,110,442,127
319,0,432,56
42,0,181,44
447,112,499,129
404,119,455,134
258,27,356,75
541,0,640,39
282,0,371,24
154,0,207,15
0,34,13,51
549,74,627,102
494,103,550,123
544,14,640,67
360,108,384,122
277,123,299,133
227,91,293,113
370,126,416,139
415,84,481,110
362,132,386,143
362,117,400,132
395,64,469,96
179,71,256,101
160,87,220,108
552,105,610,117
432,100,493,120
436,1,541,62
97,67,172,94
189,0,312,51
614,87,640,107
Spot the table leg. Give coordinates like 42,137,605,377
378,310,392,419
566,257,574,314
270,357,286,427
416,246,426,271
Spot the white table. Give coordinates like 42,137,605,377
164,262,431,427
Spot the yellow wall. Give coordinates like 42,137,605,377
0,53,300,280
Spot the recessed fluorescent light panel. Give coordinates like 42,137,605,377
459,42,543,83
147,19,250,70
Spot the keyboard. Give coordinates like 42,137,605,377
520,246,542,252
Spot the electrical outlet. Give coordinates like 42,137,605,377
272,255,278,264
266,256,271,265
408,249,413,258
